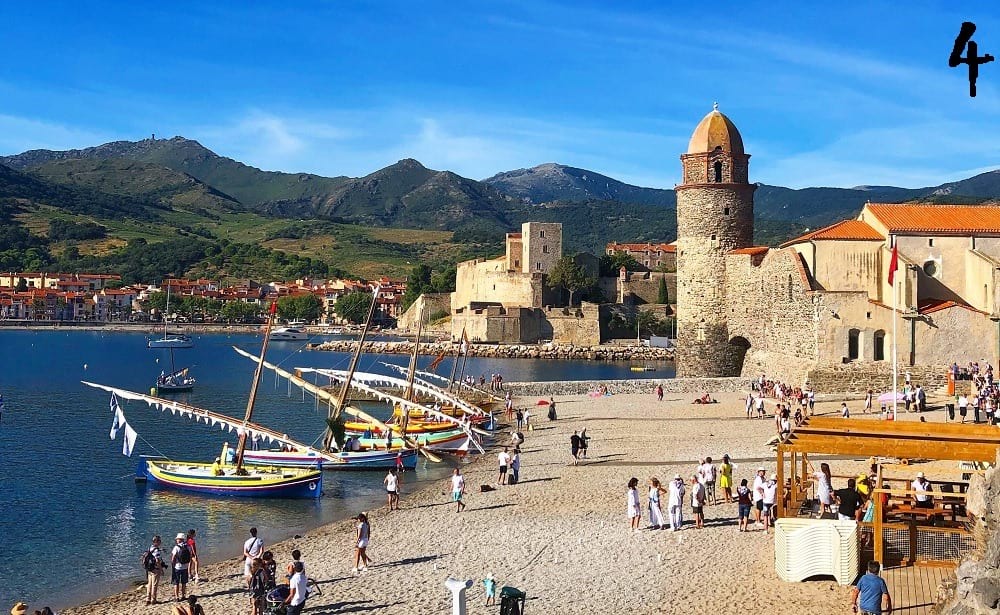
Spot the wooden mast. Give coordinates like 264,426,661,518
234,301,277,471
323,285,380,450
398,306,424,438
448,326,465,393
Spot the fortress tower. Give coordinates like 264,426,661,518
674,104,756,377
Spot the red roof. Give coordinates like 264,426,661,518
728,246,770,256
918,297,985,315
781,220,884,247
864,203,1000,235
607,242,675,253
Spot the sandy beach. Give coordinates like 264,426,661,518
58,390,951,615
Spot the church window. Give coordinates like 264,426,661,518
536,262,541,271
713,161,723,183
923,260,937,277
542,245,549,254
848,329,860,361
873,330,885,361
539,230,545,238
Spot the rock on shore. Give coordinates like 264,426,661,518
309,340,674,361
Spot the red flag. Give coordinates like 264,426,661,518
269,301,277,315
887,245,899,285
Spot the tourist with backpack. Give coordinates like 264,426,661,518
142,534,165,605
248,558,268,615
171,532,192,602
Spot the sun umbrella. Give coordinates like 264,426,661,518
878,392,906,403
536,399,550,405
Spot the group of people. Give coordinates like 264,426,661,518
626,455,733,532
569,430,589,464
241,527,313,615
141,529,200,606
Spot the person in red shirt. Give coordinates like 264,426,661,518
186,529,200,582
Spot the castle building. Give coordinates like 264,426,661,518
676,105,1000,389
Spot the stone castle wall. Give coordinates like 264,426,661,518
806,362,949,395
544,303,601,346
504,376,749,397
396,293,451,330
521,222,562,275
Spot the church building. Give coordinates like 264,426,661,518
675,106,1000,388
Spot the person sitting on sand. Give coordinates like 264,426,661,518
692,393,716,404
171,595,204,615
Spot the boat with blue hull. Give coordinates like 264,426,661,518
136,457,322,498
243,447,418,471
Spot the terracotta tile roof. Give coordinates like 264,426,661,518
606,242,676,253
728,246,770,255
864,203,1000,235
918,297,985,315
780,220,884,247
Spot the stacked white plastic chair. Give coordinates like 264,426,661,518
774,518,859,585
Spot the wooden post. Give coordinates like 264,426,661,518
790,450,798,515
777,445,786,518
873,487,884,566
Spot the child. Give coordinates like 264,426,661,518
841,402,850,418
483,573,497,606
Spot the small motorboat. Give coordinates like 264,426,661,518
630,364,656,372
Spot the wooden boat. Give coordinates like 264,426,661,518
630,364,656,372
154,346,195,394
137,457,321,497
86,302,323,499
243,446,418,471
345,428,476,454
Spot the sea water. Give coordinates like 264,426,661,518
0,330,671,608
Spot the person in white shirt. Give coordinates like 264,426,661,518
912,472,933,509
752,467,767,527
841,402,850,418
383,469,400,511
667,474,686,531
761,474,779,530
698,458,717,505
690,475,706,529
451,468,466,512
242,528,263,589
284,561,309,615
497,447,511,485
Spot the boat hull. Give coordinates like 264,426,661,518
155,384,195,393
346,429,477,453
137,458,322,498
243,448,418,471
148,339,193,349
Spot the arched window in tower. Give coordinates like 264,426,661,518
713,161,723,183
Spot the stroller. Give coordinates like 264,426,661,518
265,584,289,615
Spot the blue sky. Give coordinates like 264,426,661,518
0,1,998,189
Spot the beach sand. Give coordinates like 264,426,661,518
60,390,950,615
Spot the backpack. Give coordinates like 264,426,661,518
142,549,159,572
249,569,267,597
176,544,192,565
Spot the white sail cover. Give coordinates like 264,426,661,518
304,367,484,416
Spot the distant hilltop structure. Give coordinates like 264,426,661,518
675,104,1000,390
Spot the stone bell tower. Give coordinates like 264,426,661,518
674,104,755,377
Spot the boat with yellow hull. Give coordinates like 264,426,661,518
137,457,323,498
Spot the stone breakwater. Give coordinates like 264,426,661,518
504,377,750,396
309,340,675,361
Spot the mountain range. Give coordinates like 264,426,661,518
1,135,999,281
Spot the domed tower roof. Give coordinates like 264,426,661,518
686,103,745,156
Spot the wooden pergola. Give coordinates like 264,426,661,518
778,417,1000,566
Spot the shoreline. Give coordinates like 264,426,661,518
55,390,925,615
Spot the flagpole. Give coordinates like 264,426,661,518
891,240,898,421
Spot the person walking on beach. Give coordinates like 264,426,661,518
186,529,200,583
690,475,706,529
547,397,557,421
627,477,642,530
667,474,685,531
656,384,663,402
570,431,581,465
648,477,666,529
851,560,892,615
451,468,467,512
865,389,873,413
762,474,778,530
142,534,165,605
579,428,589,459
352,513,371,574
737,479,752,532
510,448,521,485
497,447,511,485
384,468,400,510
170,532,191,602
243,528,263,589
719,454,734,503
841,402,850,418
515,408,524,430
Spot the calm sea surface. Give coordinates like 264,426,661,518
0,330,672,609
